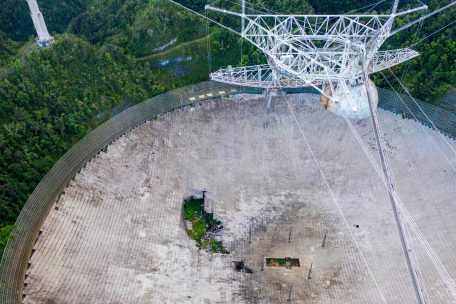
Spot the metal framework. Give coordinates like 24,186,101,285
26,0,53,47
204,1,456,304
211,49,419,89
206,1,427,101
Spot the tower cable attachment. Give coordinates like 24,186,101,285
276,84,388,304
362,57,428,304
26,0,54,47
241,0,246,37
379,71,456,174
391,1,456,35
387,68,456,157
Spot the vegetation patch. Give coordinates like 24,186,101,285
233,261,253,274
266,257,300,269
183,196,228,254
0,224,16,258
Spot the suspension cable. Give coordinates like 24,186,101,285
276,86,389,304
344,115,456,301
410,19,456,47
360,65,426,304
387,68,456,157
167,0,241,36
220,0,276,14
379,71,456,173
391,1,456,35
343,87,456,302
344,113,435,302
206,10,212,75
401,1,426,82
361,0,388,13
361,0,388,14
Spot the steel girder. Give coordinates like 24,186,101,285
210,48,419,89
206,3,426,99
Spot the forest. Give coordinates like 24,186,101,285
0,0,455,257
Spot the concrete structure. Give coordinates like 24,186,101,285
20,93,456,303
26,0,53,47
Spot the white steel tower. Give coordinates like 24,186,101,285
206,0,454,120
26,0,54,47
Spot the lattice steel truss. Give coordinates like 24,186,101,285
206,1,426,99
211,49,419,89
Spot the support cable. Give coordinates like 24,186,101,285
400,2,426,82
404,218,431,302
362,64,427,304
221,0,276,14
276,86,388,304
349,0,388,14
379,71,456,173
397,196,456,300
344,81,456,302
366,68,456,297
387,68,456,157
345,116,456,301
240,0,245,64
167,0,241,35
363,0,387,14
410,20,456,47
391,1,456,35
206,10,213,75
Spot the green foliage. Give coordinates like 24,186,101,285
0,32,19,68
379,0,456,103
183,197,222,234
183,197,205,221
69,0,206,57
183,196,228,254
201,238,229,254
176,0,313,14
308,0,389,14
0,224,16,259
189,218,207,241
0,35,164,226
250,0,313,14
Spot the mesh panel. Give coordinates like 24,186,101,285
0,81,454,303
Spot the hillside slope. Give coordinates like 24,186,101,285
0,36,163,226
